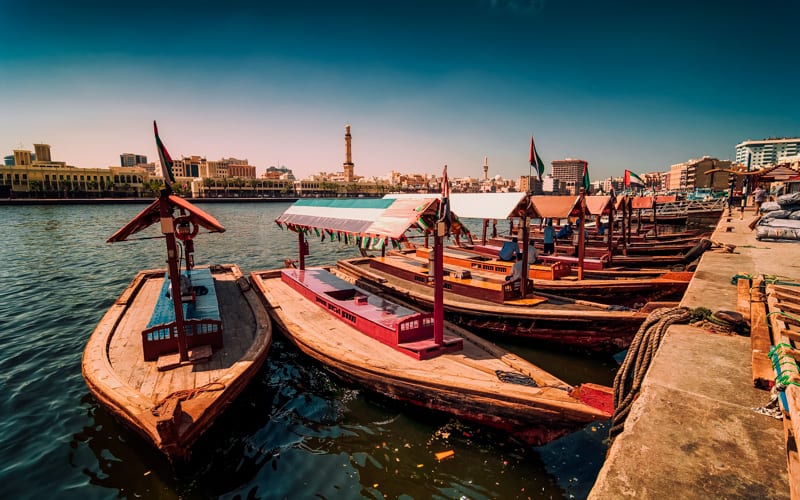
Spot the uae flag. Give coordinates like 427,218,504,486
154,121,175,190
624,170,646,189
529,135,545,180
437,165,451,234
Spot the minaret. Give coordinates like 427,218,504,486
343,124,354,182
483,156,489,181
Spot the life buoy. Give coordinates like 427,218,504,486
174,216,199,241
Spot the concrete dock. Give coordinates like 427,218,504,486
590,208,799,499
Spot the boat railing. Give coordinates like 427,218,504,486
652,198,726,217
141,318,223,361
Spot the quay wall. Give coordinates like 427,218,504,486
590,208,797,498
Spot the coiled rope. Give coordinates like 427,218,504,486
151,382,226,417
609,307,693,441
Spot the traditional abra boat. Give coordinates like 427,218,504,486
82,123,271,460
347,192,675,351
407,245,691,306
252,174,613,444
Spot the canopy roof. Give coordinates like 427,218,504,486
751,164,800,181
384,192,533,219
529,195,580,218
629,195,677,209
276,197,439,239
584,195,614,216
107,195,225,243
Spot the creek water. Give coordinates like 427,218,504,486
0,201,620,499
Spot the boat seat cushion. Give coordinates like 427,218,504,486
147,268,220,328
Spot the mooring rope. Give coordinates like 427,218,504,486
151,382,226,417
609,307,693,441
495,370,538,387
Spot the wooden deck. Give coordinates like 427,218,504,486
250,268,612,444
82,264,271,459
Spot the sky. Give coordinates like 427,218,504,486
1,0,799,182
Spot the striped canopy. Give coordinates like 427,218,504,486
276,197,439,239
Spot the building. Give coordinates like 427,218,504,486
34,144,52,162
551,158,588,195
736,138,800,169
669,156,731,192
540,175,564,194
120,153,148,167
1,143,148,198
262,166,295,180
517,175,543,195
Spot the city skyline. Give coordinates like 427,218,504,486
2,0,798,181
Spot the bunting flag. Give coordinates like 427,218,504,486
529,134,545,180
624,169,646,189
153,121,175,190
582,162,590,191
437,165,452,234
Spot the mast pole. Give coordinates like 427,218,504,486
160,193,189,361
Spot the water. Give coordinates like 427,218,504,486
0,202,618,499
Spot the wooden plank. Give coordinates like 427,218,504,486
737,276,751,322
783,416,800,500
767,284,800,496
750,280,775,389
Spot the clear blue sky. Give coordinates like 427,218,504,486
1,0,798,181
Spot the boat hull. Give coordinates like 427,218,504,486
335,258,655,353
250,268,611,445
81,264,272,460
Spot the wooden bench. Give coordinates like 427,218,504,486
538,253,610,271
141,268,223,361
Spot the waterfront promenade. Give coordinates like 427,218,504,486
590,208,797,498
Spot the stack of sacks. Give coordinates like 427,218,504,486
756,192,800,241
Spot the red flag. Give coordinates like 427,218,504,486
529,135,545,180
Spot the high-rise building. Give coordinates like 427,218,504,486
735,138,800,168
550,158,588,194
120,153,148,167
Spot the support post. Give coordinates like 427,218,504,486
520,215,529,297
577,190,586,280
160,195,189,362
298,231,306,270
433,223,445,346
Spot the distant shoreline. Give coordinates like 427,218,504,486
0,197,302,206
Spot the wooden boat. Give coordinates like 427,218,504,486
257,187,613,444
336,256,669,352
251,267,612,445
82,123,271,460
409,246,691,306
368,192,679,351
